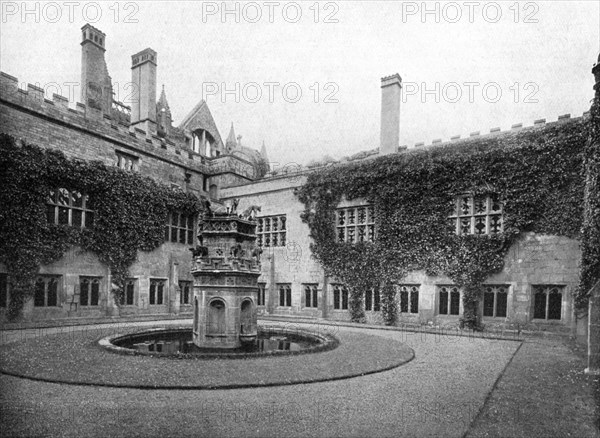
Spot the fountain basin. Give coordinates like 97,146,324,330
100,326,339,359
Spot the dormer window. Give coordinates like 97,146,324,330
449,194,502,235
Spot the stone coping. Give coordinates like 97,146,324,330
0,323,414,390
99,326,339,359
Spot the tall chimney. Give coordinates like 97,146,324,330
80,24,113,115
131,48,158,134
379,73,402,155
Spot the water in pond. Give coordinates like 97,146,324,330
113,330,317,355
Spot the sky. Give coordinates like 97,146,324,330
1,1,599,167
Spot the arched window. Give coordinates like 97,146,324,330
240,299,253,334
207,299,226,335
192,129,216,157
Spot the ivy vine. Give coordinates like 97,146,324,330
0,134,203,320
297,119,589,329
578,86,600,308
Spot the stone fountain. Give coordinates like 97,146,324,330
190,202,262,349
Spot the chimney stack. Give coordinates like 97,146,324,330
131,48,158,134
379,73,402,155
80,24,113,115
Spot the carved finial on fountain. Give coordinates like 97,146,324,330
241,205,261,220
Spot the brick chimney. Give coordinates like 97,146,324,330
379,73,402,155
130,48,158,134
80,24,113,115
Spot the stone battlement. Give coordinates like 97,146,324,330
403,112,588,151
0,71,217,174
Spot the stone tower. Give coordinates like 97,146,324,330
191,208,261,349
80,24,113,114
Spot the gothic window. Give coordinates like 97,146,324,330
179,280,192,305
449,194,502,235
332,284,349,310
304,284,318,308
278,283,292,307
483,285,508,318
192,129,215,156
439,286,461,315
365,288,381,311
0,274,8,308
149,279,165,305
34,276,60,307
336,205,375,243
533,286,563,320
258,283,266,306
398,285,419,314
165,212,195,245
47,188,94,228
257,215,286,248
115,151,139,171
120,278,136,306
80,277,101,306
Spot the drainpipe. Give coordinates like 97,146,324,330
267,250,276,314
321,274,329,319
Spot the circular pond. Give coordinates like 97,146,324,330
101,326,338,359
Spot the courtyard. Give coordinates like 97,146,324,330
0,319,597,437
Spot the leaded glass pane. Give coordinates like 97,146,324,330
58,207,69,225
474,197,486,214
58,188,70,206
272,233,278,247
71,191,83,208
365,290,372,311
548,289,562,320
34,279,45,306
474,217,486,235
264,218,271,232
338,228,345,242
496,288,508,317
47,278,58,306
280,216,286,230
280,232,286,246
338,211,345,226
490,215,502,234
460,197,471,215
358,207,366,224
358,226,366,242
400,289,408,313
450,289,460,315
439,289,448,315
72,209,83,227
347,228,355,243
410,288,419,313
460,218,470,235
533,290,546,319
483,289,495,317
491,195,501,212
272,218,279,231
257,218,263,233
368,225,375,242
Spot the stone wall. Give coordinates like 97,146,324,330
222,171,582,333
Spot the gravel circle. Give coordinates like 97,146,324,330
0,324,414,389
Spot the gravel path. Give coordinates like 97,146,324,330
0,322,519,437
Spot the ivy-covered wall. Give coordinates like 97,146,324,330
297,118,589,328
0,134,203,320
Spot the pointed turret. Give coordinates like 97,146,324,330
156,84,172,137
226,123,238,152
260,140,269,162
